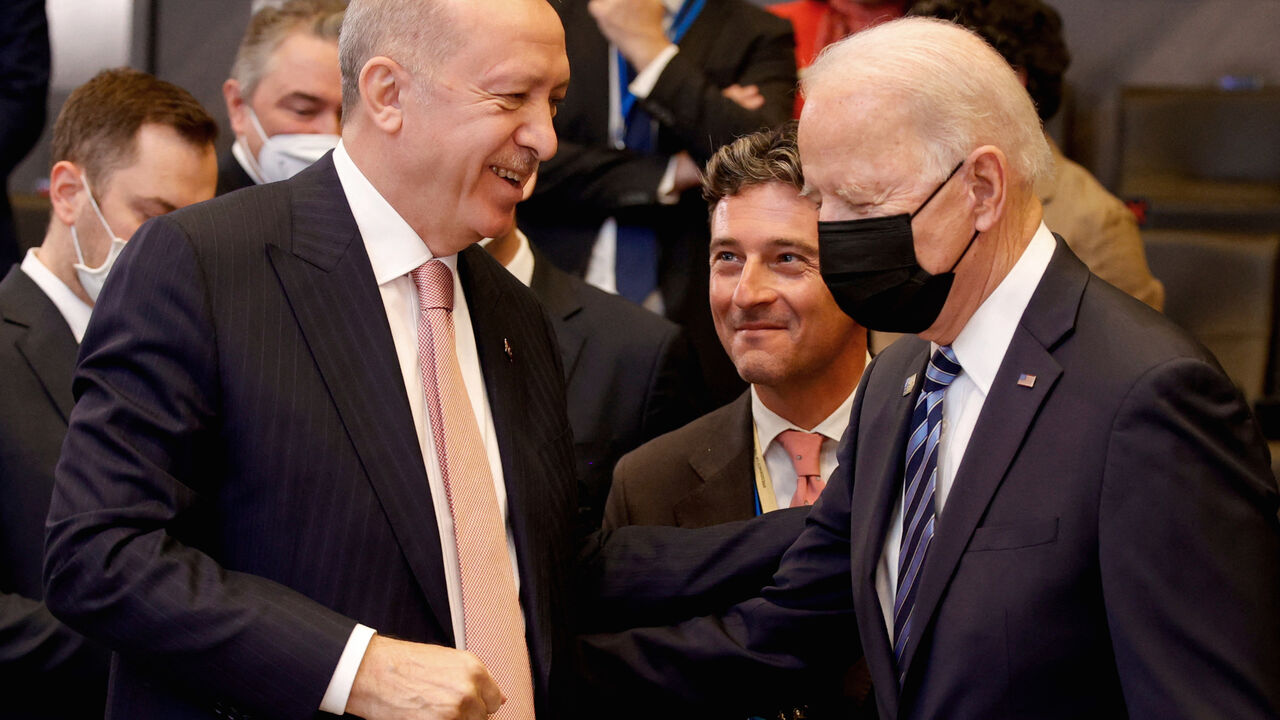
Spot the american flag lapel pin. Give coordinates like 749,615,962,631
902,374,917,396
503,338,513,362
1017,373,1036,388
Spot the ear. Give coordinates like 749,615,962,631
965,145,1007,233
358,56,407,134
49,161,88,227
223,78,249,137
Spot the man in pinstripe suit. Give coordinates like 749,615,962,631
43,0,582,718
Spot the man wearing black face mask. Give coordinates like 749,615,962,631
577,17,1280,720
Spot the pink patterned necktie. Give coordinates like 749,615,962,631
411,260,536,719
778,429,826,507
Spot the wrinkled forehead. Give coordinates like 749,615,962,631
798,87,927,201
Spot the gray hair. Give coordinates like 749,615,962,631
339,0,460,117
230,0,345,102
802,17,1052,189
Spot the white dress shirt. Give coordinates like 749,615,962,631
874,223,1057,639
320,142,522,714
583,0,684,305
20,248,92,342
750,385,857,509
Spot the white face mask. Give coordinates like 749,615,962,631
70,174,127,303
245,107,339,183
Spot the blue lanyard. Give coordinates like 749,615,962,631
616,0,707,122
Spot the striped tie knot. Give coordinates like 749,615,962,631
410,260,453,311
922,345,961,395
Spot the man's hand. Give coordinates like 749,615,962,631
672,151,702,193
345,635,503,720
722,84,765,110
588,0,672,70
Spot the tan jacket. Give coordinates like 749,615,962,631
1040,139,1165,310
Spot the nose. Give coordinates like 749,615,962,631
517,100,559,161
732,257,777,309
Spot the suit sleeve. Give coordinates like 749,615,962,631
1100,356,1280,717
638,326,705,444
529,140,672,219
43,217,356,720
0,592,107,687
577,430,862,713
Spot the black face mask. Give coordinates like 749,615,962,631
818,161,979,334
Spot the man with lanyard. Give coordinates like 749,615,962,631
519,0,797,407
602,125,872,719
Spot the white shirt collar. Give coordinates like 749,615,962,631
331,141,457,283
750,383,858,448
230,137,266,186
479,229,535,288
945,222,1057,395
20,248,92,343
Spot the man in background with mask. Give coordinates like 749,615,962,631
0,67,217,718
218,0,344,193
579,18,1280,718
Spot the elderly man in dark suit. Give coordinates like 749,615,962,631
0,68,218,718
519,0,797,407
44,0,581,718
580,17,1280,719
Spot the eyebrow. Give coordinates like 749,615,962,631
711,237,817,253
134,197,178,215
277,92,330,106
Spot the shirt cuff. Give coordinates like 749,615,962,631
319,623,377,715
656,156,682,205
628,44,680,100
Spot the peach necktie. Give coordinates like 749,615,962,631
411,259,536,718
778,429,826,507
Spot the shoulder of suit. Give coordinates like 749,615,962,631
616,394,747,472
569,279,682,343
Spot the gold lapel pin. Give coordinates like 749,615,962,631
903,374,917,396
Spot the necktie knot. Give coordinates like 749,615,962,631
923,345,961,394
777,429,823,478
411,260,453,311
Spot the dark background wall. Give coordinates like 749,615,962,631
11,0,1280,199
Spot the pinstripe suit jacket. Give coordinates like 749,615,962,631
43,156,579,719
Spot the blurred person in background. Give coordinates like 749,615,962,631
0,67,217,719
219,0,345,194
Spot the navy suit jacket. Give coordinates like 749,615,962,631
44,156,579,719
581,240,1280,719
530,253,700,531
0,267,108,718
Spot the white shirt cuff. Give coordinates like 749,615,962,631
657,156,682,205
319,623,377,714
628,44,680,99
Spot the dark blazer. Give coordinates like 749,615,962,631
531,253,701,531
43,155,580,719
0,266,108,718
603,392,754,530
215,149,256,197
581,240,1280,718
0,0,50,270
520,0,796,407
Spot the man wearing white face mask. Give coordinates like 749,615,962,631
0,67,216,718
218,0,345,193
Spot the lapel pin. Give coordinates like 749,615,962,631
1017,373,1036,388
503,338,513,362
902,374,917,396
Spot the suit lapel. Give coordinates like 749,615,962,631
848,342,929,717
529,254,586,379
265,157,453,641
1,267,77,422
675,393,755,526
895,240,1086,684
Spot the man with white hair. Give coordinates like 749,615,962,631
580,17,1280,719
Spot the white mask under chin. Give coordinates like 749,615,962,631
70,175,127,303
246,108,338,183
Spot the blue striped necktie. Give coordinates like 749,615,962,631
893,345,962,683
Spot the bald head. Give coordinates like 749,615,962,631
802,17,1051,189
